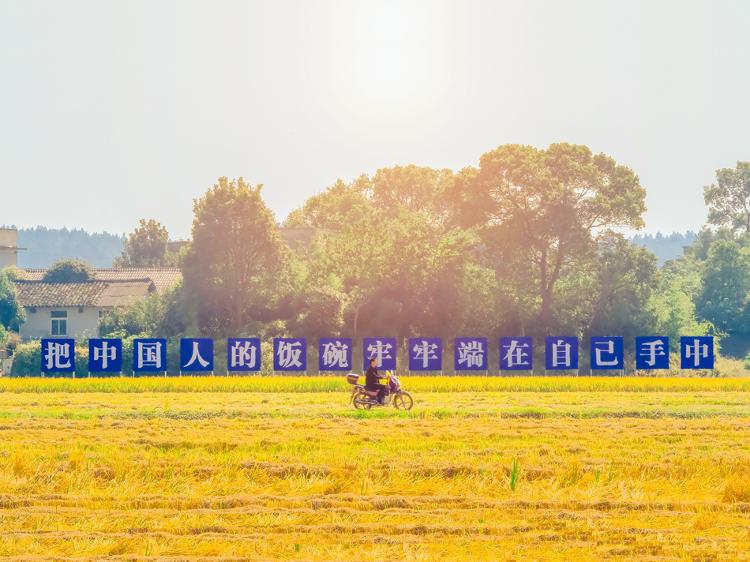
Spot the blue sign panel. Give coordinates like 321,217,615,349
362,337,397,370
454,337,488,371
635,336,670,370
319,338,353,371
590,336,624,370
499,337,533,370
545,337,578,370
180,338,214,372
133,338,167,373
89,338,122,373
274,338,307,371
680,336,714,369
409,338,442,371
227,337,261,372
41,338,75,373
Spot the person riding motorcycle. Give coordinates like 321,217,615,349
364,358,388,404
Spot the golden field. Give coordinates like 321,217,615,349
1,377,750,560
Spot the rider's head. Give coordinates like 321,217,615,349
369,358,377,368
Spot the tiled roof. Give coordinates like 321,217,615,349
14,280,154,308
19,267,182,293
97,281,155,307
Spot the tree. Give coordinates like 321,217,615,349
182,177,290,336
450,143,646,334
0,269,25,330
367,165,454,225
285,178,370,230
42,259,93,282
649,253,711,350
704,162,750,234
99,283,189,338
115,219,169,267
695,239,750,334
587,233,659,345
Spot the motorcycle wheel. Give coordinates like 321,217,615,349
393,392,414,411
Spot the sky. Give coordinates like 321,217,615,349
1,0,749,239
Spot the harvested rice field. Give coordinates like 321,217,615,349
0,376,749,560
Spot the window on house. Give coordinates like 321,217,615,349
50,310,68,336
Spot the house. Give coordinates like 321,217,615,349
15,279,154,339
14,268,182,340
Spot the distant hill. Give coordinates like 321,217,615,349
11,226,696,269
17,227,124,268
630,231,697,265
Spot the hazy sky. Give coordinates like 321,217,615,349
1,0,749,238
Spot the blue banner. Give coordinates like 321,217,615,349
363,337,397,370
545,337,578,370
41,338,75,373
180,338,214,372
227,337,261,372
89,338,122,373
409,338,442,371
680,336,714,369
319,338,353,371
590,336,624,370
454,337,487,371
274,338,307,371
635,336,670,370
499,337,533,370
133,338,167,373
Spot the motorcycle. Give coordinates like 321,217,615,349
347,371,414,410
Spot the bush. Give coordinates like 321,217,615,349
11,340,89,378
42,259,93,283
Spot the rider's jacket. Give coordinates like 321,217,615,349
365,366,381,388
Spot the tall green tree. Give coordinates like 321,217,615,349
588,233,659,344
695,239,750,334
182,177,290,336
704,162,750,235
450,143,647,334
115,219,169,267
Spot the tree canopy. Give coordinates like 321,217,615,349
704,162,750,234
449,143,646,335
115,219,169,267
0,269,25,331
182,177,290,336
42,259,94,283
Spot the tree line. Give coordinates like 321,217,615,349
3,144,750,372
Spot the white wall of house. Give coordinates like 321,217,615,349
0,228,19,268
0,250,17,268
20,307,101,340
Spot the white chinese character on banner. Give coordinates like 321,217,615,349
593,339,619,366
277,341,303,368
322,340,349,368
230,340,258,369
503,340,530,368
412,340,438,368
684,338,709,368
93,341,117,370
136,341,163,369
639,338,666,367
457,340,484,368
367,339,393,367
44,342,72,370
551,339,572,368
184,341,210,369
